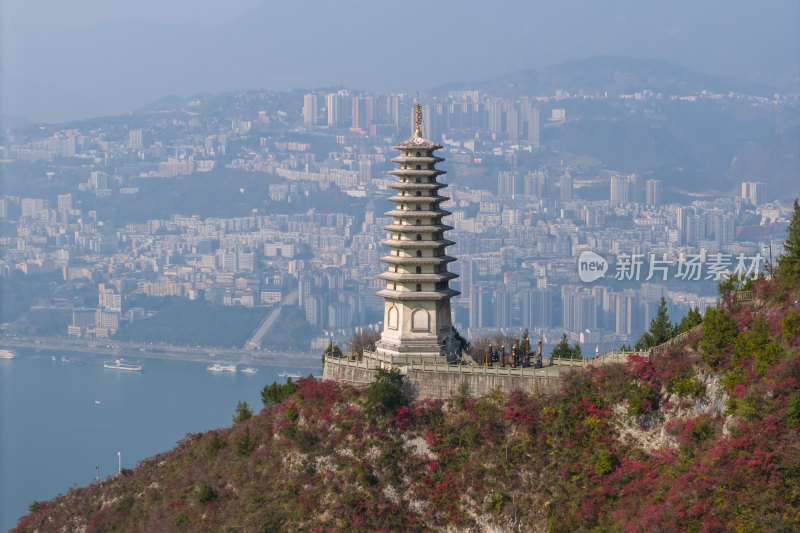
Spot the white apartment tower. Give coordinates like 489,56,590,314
303,94,318,128
646,179,662,207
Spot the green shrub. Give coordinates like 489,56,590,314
196,482,217,504
261,378,297,406
783,310,799,341
488,491,512,512
292,427,319,453
285,407,298,422
721,366,745,392
665,377,706,397
700,307,738,366
233,401,253,424
206,432,227,458
626,381,660,416
115,494,135,512
594,449,618,475
364,367,407,418
259,517,286,533
454,381,470,409
377,441,404,484
754,342,783,376
787,394,800,430
236,427,255,457
356,462,377,486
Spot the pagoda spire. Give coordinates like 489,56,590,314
413,93,423,137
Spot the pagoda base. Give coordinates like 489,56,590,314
374,339,446,365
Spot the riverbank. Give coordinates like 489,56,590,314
0,334,320,369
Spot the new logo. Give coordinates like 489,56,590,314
578,251,608,283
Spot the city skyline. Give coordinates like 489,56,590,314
1,74,796,354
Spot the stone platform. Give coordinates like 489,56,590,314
322,350,631,399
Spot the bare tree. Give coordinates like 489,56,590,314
348,330,381,361
467,333,517,364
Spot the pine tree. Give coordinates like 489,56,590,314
650,297,672,345
551,333,572,359
700,306,738,367
776,198,800,283
635,297,673,349
571,343,582,360
232,401,253,424
674,307,703,335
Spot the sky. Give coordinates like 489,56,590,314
2,0,799,124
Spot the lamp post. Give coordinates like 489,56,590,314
763,244,773,278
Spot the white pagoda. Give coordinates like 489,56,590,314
373,98,460,362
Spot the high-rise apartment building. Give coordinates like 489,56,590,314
303,94,318,128
610,174,641,205
741,181,766,206
645,179,662,207
326,91,352,128
129,129,143,150
528,107,540,146
560,172,573,203
352,96,374,132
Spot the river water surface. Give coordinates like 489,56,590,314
0,348,318,531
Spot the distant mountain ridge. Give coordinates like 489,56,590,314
431,56,777,98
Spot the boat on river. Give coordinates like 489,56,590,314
207,363,237,373
103,359,143,371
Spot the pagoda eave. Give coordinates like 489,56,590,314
389,169,446,178
383,224,453,233
377,272,458,282
379,239,455,249
389,183,448,191
393,137,443,151
385,209,451,218
387,195,447,204
391,155,444,164
379,256,457,266
375,289,460,301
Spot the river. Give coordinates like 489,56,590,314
0,347,319,531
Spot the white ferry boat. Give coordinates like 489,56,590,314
278,370,302,379
0,349,17,359
103,359,143,371
241,367,258,374
207,363,237,373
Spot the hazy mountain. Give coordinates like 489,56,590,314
432,56,777,99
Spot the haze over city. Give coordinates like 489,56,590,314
2,0,799,123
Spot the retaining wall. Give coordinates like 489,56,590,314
322,359,560,399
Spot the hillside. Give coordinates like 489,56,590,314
431,56,776,99
12,282,800,531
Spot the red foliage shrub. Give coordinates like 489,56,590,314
389,405,411,430
295,377,342,415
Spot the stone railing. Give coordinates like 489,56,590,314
645,322,704,355
735,290,754,302
325,353,555,377
324,348,637,376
